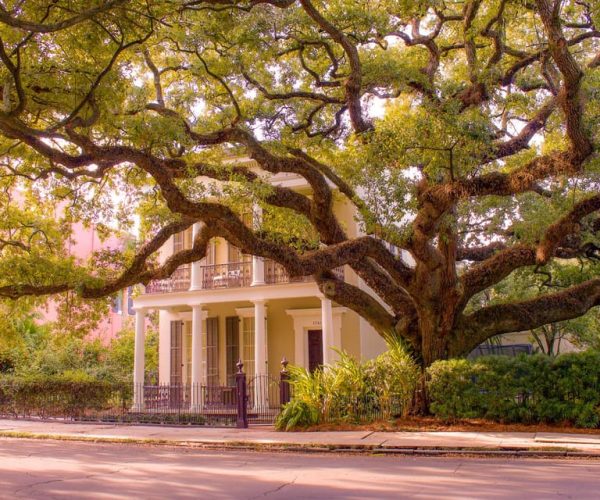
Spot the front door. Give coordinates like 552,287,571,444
307,329,323,372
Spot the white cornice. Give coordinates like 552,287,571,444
133,281,320,309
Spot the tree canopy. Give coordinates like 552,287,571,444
0,0,598,366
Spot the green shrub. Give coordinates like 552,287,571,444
367,338,420,418
276,339,419,430
427,352,600,427
0,372,131,419
275,399,320,430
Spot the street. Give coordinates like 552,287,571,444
0,439,599,499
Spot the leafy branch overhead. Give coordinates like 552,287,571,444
0,0,598,365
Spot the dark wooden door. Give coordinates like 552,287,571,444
307,329,323,372
170,321,183,386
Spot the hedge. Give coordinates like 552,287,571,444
427,352,600,428
0,372,131,419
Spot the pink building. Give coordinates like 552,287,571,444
41,221,134,343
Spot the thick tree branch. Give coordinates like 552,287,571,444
455,278,600,354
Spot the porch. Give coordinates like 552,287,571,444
131,294,351,417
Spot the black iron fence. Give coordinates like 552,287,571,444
0,360,293,428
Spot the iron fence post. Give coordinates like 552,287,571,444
236,360,248,428
280,356,291,406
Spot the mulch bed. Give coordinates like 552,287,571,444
305,416,600,434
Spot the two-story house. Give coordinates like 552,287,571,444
130,165,388,411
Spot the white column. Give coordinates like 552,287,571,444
253,300,267,409
254,300,267,376
191,304,204,411
251,205,265,286
189,223,203,291
132,308,146,411
321,297,334,365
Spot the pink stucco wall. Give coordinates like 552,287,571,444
41,221,132,343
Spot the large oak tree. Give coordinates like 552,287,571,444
0,0,598,368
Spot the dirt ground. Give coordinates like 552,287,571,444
307,416,600,434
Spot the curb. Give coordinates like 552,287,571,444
1,431,600,459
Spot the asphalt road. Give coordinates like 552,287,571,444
0,439,599,499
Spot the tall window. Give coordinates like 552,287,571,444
206,318,219,386
173,228,194,253
170,321,183,386
241,317,255,377
173,232,184,253
226,317,239,385
206,240,216,265
228,243,251,263
127,286,134,315
185,325,192,385
225,316,255,384
111,291,122,314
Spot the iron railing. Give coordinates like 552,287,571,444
201,261,252,289
144,265,191,294
247,374,282,423
264,261,344,284
144,259,345,294
265,260,310,284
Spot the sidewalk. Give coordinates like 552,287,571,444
1,418,600,457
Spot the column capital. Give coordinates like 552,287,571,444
252,299,267,305
132,307,147,314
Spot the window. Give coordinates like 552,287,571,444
228,243,252,264
111,292,122,314
206,240,216,265
241,317,255,377
226,317,239,385
185,325,192,385
206,318,219,386
170,321,183,386
127,286,134,315
226,315,258,384
173,232,185,253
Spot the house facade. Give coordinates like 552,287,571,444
131,169,388,410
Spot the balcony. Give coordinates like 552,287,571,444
202,261,253,289
144,259,344,294
144,265,191,294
